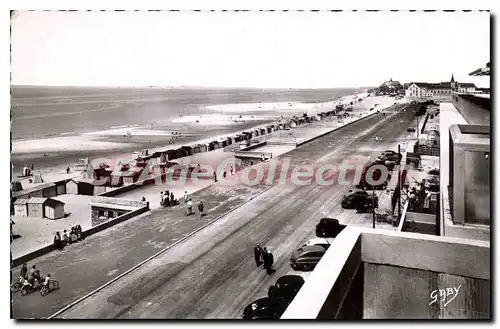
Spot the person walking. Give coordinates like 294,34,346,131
254,245,263,267
223,169,227,179
170,192,176,205
230,165,234,175
213,172,218,182
186,199,193,216
54,232,62,250
160,192,164,206
62,230,69,246
197,201,205,218
184,191,189,203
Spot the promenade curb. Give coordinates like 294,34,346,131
47,103,402,318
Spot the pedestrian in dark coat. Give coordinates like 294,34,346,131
254,245,263,267
263,248,275,275
197,201,205,218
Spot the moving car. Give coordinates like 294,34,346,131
341,190,378,209
242,297,289,320
290,245,327,271
315,217,345,238
268,275,305,302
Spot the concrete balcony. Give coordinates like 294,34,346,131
281,226,490,319
438,95,490,241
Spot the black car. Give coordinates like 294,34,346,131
315,217,345,238
242,297,289,320
341,190,378,209
268,275,305,302
379,150,402,162
407,127,416,132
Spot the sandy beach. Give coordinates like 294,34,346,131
11,88,369,176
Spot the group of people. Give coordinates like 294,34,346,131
212,165,235,182
160,190,178,207
184,191,205,218
18,263,53,290
53,225,85,250
254,244,275,275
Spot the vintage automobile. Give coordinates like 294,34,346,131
242,297,289,320
315,218,345,238
302,237,334,250
290,245,327,271
342,190,379,209
268,275,305,303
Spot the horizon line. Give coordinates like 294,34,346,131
10,84,374,90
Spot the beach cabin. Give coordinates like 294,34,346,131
201,143,209,153
289,120,298,128
234,135,242,143
27,198,46,218
55,180,67,196
13,198,29,217
208,141,216,151
259,128,266,135
164,149,177,161
226,137,233,146
266,126,272,134
44,198,65,220
11,181,23,192
192,144,202,154
182,146,193,156
221,139,228,148
110,172,124,187
42,183,57,198
79,178,96,195
254,129,260,137
173,147,185,159
66,179,79,194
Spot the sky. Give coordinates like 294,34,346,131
10,10,491,88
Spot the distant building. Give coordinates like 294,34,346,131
405,74,476,99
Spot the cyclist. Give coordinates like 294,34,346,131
43,274,52,289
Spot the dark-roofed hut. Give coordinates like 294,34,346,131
44,198,65,220
254,129,260,137
226,137,233,145
259,128,266,135
234,134,242,143
174,147,186,159
192,144,202,154
165,149,177,161
182,146,193,156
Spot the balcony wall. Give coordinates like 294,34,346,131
451,93,490,126
281,227,490,320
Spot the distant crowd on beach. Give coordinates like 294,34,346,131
53,225,85,250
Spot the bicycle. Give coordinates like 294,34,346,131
40,279,60,297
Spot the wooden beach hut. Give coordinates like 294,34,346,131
200,143,209,153
42,183,57,198
55,180,67,196
174,147,186,159
44,198,65,220
226,137,233,145
234,134,242,143
13,198,29,217
27,198,46,218
221,139,228,147
182,146,194,156
259,128,266,135
270,125,276,132
78,178,96,195
192,144,202,154
66,179,79,194
164,149,177,161
110,173,124,187
254,129,260,137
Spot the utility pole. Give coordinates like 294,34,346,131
397,143,402,220
372,186,376,229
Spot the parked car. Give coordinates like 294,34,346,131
268,275,305,302
379,150,402,162
290,245,327,271
315,217,345,238
302,237,334,250
242,297,289,319
342,190,378,209
407,127,416,132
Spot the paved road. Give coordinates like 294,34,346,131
11,103,416,319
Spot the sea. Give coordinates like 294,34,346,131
11,86,364,141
